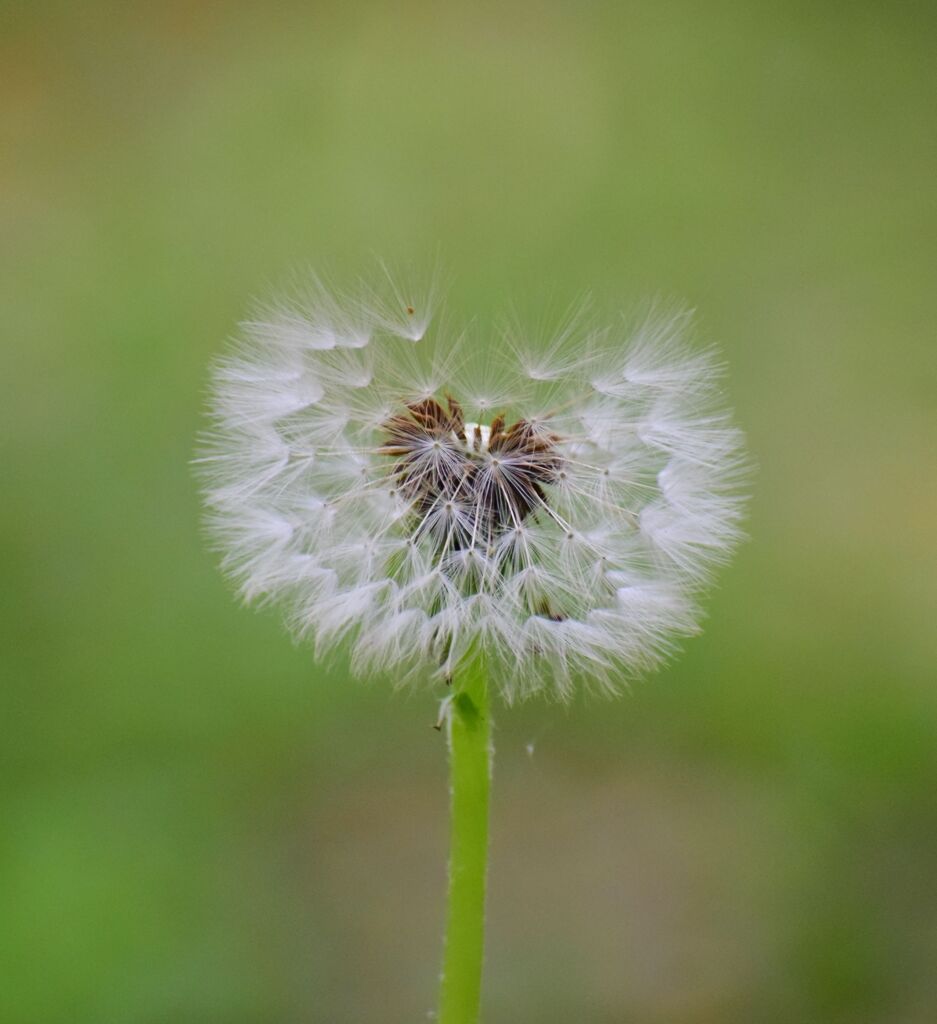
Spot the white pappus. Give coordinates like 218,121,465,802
199,271,748,700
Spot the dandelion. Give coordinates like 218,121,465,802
199,270,748,1023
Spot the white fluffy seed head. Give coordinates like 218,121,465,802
198,271,748,701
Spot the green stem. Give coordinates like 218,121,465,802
438,658,492,1024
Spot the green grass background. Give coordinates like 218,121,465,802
2,2,936,1021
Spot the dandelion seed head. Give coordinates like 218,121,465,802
199,272,748,699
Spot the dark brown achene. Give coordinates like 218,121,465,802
380,395,563,558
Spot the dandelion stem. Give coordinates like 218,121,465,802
438,658,491,1024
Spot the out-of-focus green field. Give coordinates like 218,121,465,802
2,2,936,1021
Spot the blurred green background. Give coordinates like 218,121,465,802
3,2,936,1021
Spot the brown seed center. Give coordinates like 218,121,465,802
379,395,562,556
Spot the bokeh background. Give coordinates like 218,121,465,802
3,2,936,1022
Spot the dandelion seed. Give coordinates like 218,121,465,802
199,274,747,700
